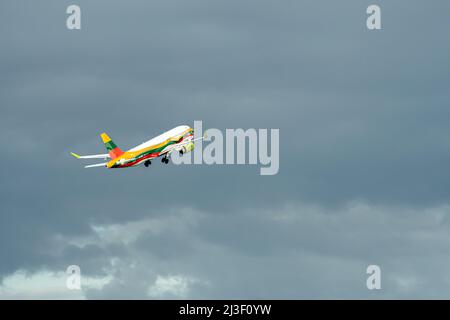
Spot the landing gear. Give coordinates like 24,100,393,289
144,160,151,167
161,157,169,164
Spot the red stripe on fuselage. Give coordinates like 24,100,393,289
115,152,160,168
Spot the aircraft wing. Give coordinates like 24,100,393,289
71,152,110,160
163,134,208,157
175,133,207,148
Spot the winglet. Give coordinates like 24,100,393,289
71,152,81,159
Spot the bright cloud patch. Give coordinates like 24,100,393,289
148,275,198,298
0,270,112,300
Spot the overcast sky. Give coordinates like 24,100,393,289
1,0,450,299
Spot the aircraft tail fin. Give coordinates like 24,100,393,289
101,133,124,159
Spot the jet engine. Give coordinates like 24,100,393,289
179,142,195,155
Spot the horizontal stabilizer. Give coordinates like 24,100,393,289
84,162,108,168
71,152,110,160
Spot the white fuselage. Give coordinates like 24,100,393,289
128,125,191,152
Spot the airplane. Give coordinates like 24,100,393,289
71,125,204,169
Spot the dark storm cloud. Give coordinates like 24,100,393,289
1,0,450,298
